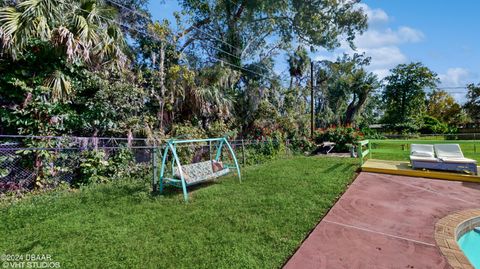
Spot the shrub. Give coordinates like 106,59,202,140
73,150,110,187
170,122,207,164
314,126,364,152
288,137,315,154
246,119,281,140
243,132,285,165
419,115,449,134
171,122,206,139
360,127,386,139
207,120,237,138
108,147,136,179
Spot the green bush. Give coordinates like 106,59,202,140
71,147,142,187
207,120,237,138
288,137,315,154
73,150,110,187
108,147,136,179
243,132,285,165
360,127,386,139
419,115,448,134
314,126,364,152
170,122,207,164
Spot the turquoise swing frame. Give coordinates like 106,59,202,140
157,137,241,202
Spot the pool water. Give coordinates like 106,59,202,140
458,229,480,268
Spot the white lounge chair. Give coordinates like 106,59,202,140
434,144,477,175
410,144,443,170
410,144,478,175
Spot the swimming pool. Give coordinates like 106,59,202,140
458,229,480,268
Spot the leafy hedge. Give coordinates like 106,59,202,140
314,126,364,152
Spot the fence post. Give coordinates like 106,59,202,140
241,139,246,166
368,141,372,159
152,141,158,192
209,140,212,160
473,134,476,154
357,142,363,166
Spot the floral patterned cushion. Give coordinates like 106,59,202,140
174,161,230,184
174,161,212,183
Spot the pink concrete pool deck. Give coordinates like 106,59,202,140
284,172,480,269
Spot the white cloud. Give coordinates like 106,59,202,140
360,46,407,70
438,67,470,87
357,3,389,24
397,27,424,42
437,68,476,103
311,4,424,80
355,27,424,48
313,53,336,62
370,69,391,79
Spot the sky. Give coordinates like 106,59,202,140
147,0,480,102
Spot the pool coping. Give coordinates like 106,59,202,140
434,209,480,269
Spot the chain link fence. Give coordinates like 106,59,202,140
0,135,298,198
380,133,480,140
0,135,155,198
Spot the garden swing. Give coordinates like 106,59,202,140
157,137,241,202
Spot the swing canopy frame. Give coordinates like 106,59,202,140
157,137,241,201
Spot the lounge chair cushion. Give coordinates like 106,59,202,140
410,155,441,162
440,157,477,164
434,144,464,158
410,144,435,158
411,151,434,158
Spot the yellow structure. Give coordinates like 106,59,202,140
361,159,480,183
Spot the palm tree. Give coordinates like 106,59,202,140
183,64,238,125
287,45,310,91
0,0,127,100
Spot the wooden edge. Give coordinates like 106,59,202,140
361,161,480,183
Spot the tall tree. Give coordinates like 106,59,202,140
287,45,310,90
316,53,380,126
427,90,468,125
464,83,480,123
178,0,367,70
382,62,438,128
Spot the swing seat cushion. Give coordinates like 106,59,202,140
174,161,230,184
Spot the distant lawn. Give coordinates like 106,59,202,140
0,156,358,268
370,139,480,163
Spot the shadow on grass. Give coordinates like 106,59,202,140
151,181,220,198
323,163,344,173
93,180,149,197
323,162,358,173
18,240,41,253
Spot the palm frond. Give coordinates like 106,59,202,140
0,7,20,51
71,14,90,41
44,70,72,101
32,15,51,40
1,0,128,71
18,0,60,22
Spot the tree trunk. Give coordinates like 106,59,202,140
401,87,406,122
345,91,369,126
158,41,166,131
344,92,358,125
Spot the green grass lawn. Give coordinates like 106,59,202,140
0,156,358,268
370,140,480,163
